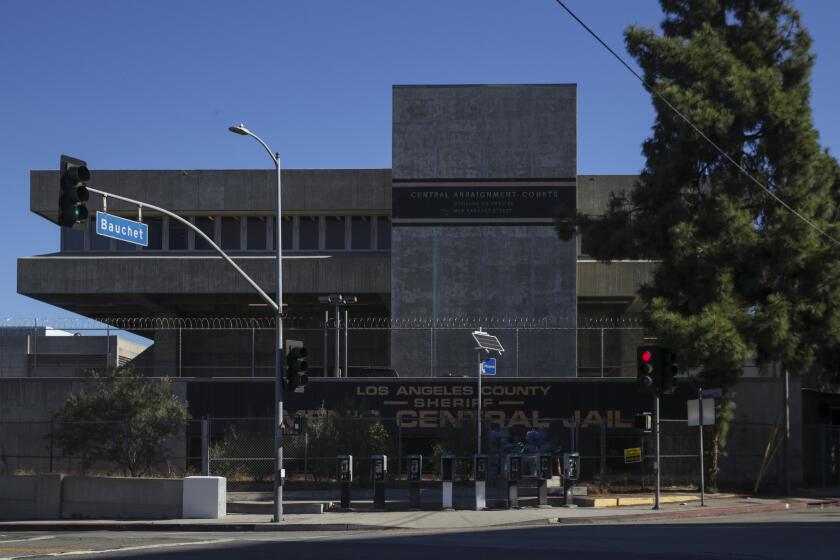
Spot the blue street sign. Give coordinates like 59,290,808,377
701,388,722,399
95,211,148,247
481,358,496,376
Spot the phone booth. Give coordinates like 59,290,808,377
371,454,387,509
474,454,488,510
337,454,353,509
408,454,422,509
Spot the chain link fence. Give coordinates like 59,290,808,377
1,416,829,491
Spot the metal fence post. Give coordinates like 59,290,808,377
49,418,54,473
600,419,607,480
304,431,309,482
201,416,210,476
600,328,605,377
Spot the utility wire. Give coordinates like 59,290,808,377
554,0,840,248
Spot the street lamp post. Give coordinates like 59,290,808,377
229,124,284,522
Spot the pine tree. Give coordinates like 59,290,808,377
560,0,840,484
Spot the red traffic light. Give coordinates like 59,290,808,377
641,350,652,363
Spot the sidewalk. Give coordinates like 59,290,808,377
2,495,838,532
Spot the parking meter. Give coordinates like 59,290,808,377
440,453,455,509
563,452,580,508
337,455,353,509
408,454,422,509
474,454,488,482
408,454,422,482
473,454,488,510
538,454,553,480
508,454,522,482
371,454,387,482
536,453,552,506
371,454,387,509
507,454,522,509
441,453,455,483
563,452,580,481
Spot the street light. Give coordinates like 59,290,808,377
229,123,284,523
318,294,358,377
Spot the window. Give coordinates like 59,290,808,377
325,216,345,250
62,226,84,251
169,219,188,250
282,217,293,251
142,218,163,251
246,217,267,250
299,217,319,250
89,219,110,251
271,217,293,251
351,217,372,250
377,217,391,250
194,217,215,251
220,217,241,250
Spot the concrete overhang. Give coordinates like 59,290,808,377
18,254,390,317
31,168,392,221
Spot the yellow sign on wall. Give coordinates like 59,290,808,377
624,447,642,464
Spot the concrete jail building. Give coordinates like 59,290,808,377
5,84,810,486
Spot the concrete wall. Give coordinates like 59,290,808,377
31,168,392,221
0,474,63,520
61,476,183,519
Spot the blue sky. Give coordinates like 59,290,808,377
0,0,837,320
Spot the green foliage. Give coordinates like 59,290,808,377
210,421,273,482
560,1,840,482
429,416,477,481
303,401,393,482
53,366,190,477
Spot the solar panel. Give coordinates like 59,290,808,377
472,330,505,354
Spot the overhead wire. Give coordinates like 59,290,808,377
553,0,840,248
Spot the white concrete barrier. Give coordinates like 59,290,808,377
182,476,226,519
0,474,64,520
62,476,183,519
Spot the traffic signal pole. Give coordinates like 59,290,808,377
653,394,661,510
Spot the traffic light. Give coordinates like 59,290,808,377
285,339,308,393
58,155,90,227
636,345,658,392
661,352,679,394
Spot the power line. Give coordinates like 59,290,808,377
554,0,840,248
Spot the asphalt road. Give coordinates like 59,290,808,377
1,508,839,560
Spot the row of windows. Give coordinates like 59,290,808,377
62,215,392,253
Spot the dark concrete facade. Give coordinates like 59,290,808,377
391,85,577,377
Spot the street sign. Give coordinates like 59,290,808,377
481,358,496,376
95,211,148,246
624,447,642,464
687,398,715,426
701,388,722,398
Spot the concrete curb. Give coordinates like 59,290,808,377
550,499,840,525
2,499,837,532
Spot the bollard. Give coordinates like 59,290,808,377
338,455,353,510
408,454,422,509
441,453,455,510
371,454,387,510
537,453,552,507
474,454,488,510
507,454,522,509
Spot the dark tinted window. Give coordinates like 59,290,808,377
271,217,293,251
62,226,84,251
377,217,391,250
221,217,241,250
169,219,187,250
142,218,163,251
299,217,319,250
247,217,267,250
89,219,110,251
351,217,371,250
325,216,345,250
194,217,215,251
